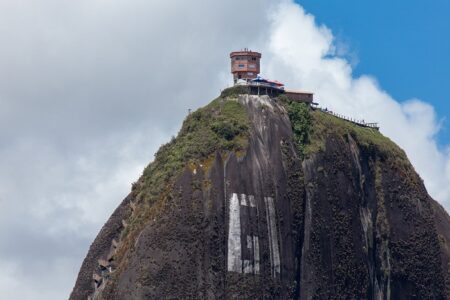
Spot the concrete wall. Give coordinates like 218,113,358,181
285,91,313,103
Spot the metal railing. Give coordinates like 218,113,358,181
315,106,379,130
236,81,285,90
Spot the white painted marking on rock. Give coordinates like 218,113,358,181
240,194,248,206
227,193,242,273
227,193,262,275
248,195,256,207
247,235,253,250
243,260,253,274
265,196,280,277
253,236,260,274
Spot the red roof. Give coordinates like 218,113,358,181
266,80,284,86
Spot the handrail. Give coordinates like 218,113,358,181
236,81,285,90
316,107,379,130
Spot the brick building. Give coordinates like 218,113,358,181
230,49,261,83
229,49,314,104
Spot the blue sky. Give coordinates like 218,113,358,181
297,0,450,146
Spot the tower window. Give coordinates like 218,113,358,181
238,64,245,68
252,57,257,61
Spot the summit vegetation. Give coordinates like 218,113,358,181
115,94,251,270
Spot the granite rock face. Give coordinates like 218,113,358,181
71,94,450,299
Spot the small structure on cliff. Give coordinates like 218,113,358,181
285,89,314,103
230,49,314,104
230,49,261,83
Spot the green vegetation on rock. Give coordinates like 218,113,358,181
140,97,249,199
309,110,410,165
220,85,250,98
283,99,417,188
116,95,250,267
304,109,422,191
285,101,312,158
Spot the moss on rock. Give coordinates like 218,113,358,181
285,101,312,158
112,96,250,280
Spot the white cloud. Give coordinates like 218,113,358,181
0,0,272,298
0,0,448,298
263,1,450,206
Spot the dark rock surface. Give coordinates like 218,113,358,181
70,94,450,299
70,194,133,300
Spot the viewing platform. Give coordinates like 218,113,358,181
235,79,314,104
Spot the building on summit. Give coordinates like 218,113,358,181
229,49,379,129
230,49,261,83
230,49,314,103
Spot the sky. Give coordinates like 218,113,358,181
0,1,448,299
297,0,450,145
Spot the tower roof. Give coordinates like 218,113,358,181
230,50,261,58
